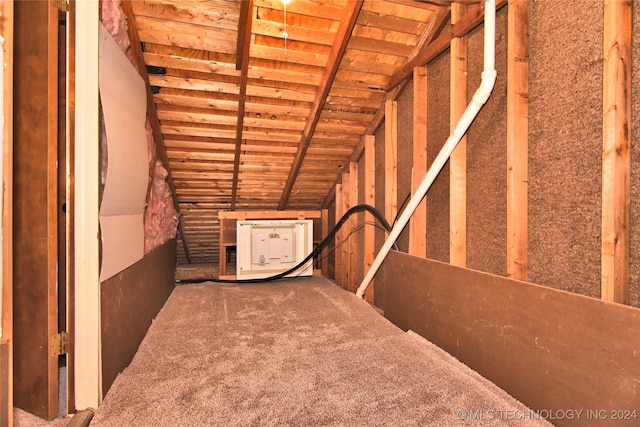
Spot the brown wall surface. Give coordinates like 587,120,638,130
383,251,640,427
343,2,640,310
466,8,508,276
528,1,603,299
101,238,176,395
426,51,451,263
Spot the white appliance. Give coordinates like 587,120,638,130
236,220,313,280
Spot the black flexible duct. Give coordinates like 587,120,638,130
178,204,392,284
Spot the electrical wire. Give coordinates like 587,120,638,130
177,204,392,285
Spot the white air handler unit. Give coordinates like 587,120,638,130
236,220,314,280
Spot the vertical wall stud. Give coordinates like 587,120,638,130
363,136,376,303
410,67,428,258
602,0,631,304
385,100,398,225
335,183,344,288
450,2,468,267
507,0,529,280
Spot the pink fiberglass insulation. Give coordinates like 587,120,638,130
145,161,179,253
101,0,179,253
101,0,132,60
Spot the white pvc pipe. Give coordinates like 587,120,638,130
356,0,497,299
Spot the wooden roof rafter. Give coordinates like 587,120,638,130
321,4,450,210
278,0,364,210
230,0,254,210
121,0,192,263
387,0,508,92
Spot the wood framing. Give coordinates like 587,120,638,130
409,67,428,258
449,3,467,268
335,183,344,288
321,209,329,277
348,162,358,292
278,0,363,209
601,0,632,305
340,172,351,289
506,0,529,281
363,136,376,303
0,0,13,423
230,0,253,210
384,100,398,225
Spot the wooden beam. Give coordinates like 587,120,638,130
341,172,351,290
321,184,336,209
363,135,376,303
387,0,508,92
385,100,398,225
450,3,467,267
407,6,450,63
349,6,449,165
335,182,344,288
121,1,190,260
321,209,329,277
507,0,529,281
278,0,363,210
236,0,251,71
177,221,192,264
230,0,253,210
348,162,358,292
121,1,179,214
601,0,631,304
409,67,427,258
0,0,14,423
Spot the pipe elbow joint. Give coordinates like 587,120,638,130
473,69,497,105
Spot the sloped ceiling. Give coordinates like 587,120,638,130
122,0,486,263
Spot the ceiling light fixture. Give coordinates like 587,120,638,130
281,0,290,55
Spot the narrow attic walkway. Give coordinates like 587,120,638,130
87,277,550,427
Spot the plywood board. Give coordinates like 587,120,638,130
383,251,640,427
98,23,148,281
101,239,176,395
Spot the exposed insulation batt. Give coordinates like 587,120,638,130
101,0,178,255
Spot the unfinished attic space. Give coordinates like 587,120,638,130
6,0,640,426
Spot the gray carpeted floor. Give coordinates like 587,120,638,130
90,277,551,426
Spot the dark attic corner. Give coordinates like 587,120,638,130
4,0,640,426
